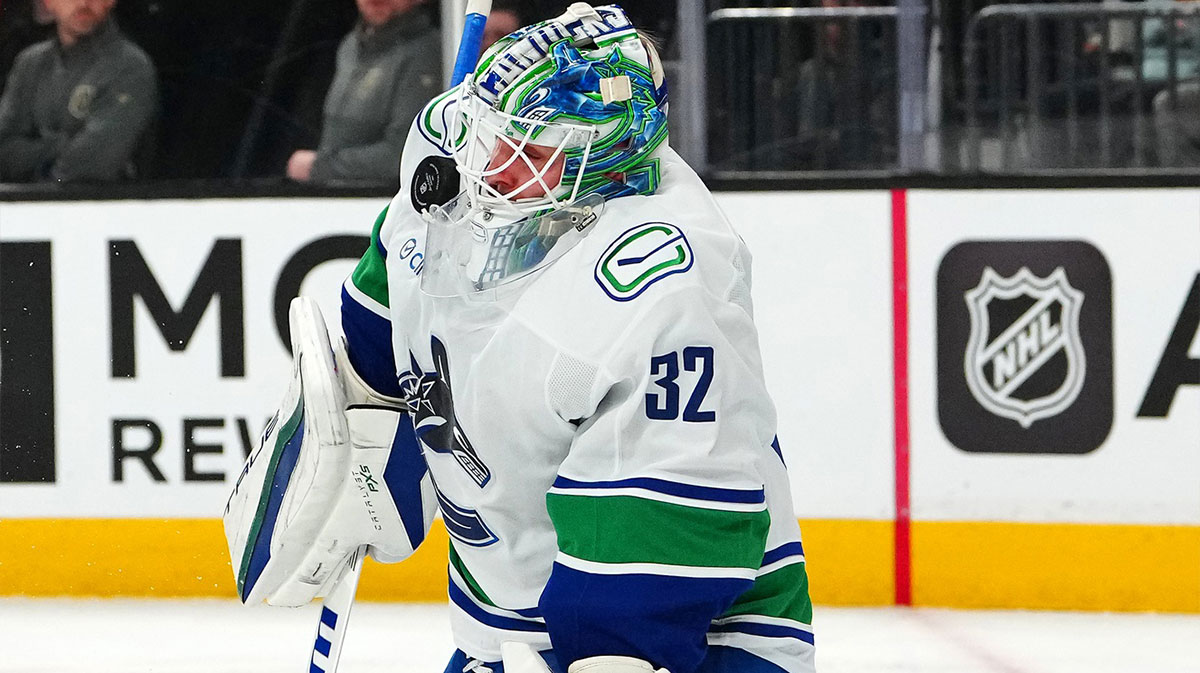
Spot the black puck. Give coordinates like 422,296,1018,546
410,155,461,212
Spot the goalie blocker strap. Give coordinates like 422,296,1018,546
223,297,437,606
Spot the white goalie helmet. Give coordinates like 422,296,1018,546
421,2,668,297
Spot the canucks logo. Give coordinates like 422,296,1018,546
964,267,1086,428
398,336,491,487
399,337,497,546
417,88,466,155
595,222,693,301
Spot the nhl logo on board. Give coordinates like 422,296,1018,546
963,267,1085,428
935,240,1112,454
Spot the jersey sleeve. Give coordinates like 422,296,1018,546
538,283,777,673
341,204,404,398
337,90,462,559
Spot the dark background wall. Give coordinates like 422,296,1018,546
0,0,679,180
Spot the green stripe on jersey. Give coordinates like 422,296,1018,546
546,493,769,570
448,541,495,607
724,561,813,625
349,206,390,308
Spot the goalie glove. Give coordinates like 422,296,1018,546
223,297,437,606
500,643,670,673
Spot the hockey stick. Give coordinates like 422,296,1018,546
306,545,366,673
451,0,493,87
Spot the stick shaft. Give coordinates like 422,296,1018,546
450,0,492,87
306,546,367,673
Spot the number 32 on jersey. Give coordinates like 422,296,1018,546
646,346,716,422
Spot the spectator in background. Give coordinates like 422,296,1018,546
286,0,441,184
793,0,897,169
482,1,524,51
0,0,157,182
1141,0,1200,166
1154,82,1200,165
0,0,57,95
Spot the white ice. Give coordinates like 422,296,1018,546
1,599,1195,673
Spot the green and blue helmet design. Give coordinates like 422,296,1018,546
422,4,669,298
453,3,669,214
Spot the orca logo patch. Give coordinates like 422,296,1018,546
595,222,693,301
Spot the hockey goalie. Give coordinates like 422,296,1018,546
224,3,815,672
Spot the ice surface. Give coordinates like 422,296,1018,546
1,599,1195,673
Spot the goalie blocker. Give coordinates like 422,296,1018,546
223,297,437,606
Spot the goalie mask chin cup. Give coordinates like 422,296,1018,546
420,191,604,298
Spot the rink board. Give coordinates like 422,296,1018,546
3,518,1196,612
1,190,1198,611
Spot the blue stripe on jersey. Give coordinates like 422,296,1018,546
448,577,548,633
761,541,805,566
539,562,753,673
381,412,429,550
770,436,785,466
552,476,765,505
711,620,815,645
242,416,305,603
441,646,786,673
698,645,791,673
447,560,543,620
340,286,403,399
375,234,388,258
511,605,543,619
439,644,790,672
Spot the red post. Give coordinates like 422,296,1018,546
891,188,912,606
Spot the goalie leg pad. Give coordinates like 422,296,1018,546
224,297,352,606
224,383,307,604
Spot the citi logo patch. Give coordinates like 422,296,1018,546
937,241,1113,454
595,222,693,301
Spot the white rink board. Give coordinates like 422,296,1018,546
6,189,1197,527
0,193,896,520
1,199,386,517
722,191,895,520
907,189,1200,524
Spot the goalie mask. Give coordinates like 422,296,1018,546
421,2,668,297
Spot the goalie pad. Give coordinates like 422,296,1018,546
223,297,437,606
499,643,670,673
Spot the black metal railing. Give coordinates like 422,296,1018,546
960,2,1200,172
705,6,902,176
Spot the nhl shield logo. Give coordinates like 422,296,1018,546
964,267,1086,428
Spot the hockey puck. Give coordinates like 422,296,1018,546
410,155,461,212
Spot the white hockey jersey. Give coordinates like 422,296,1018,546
339,94,815,673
